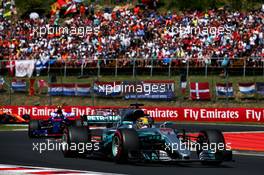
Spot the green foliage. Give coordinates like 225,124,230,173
15,0,54,17
157,0,262,11
13,0,263,18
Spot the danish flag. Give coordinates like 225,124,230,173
190,82,211,100
5,60,15,76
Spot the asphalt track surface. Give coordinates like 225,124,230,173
0,124,264,175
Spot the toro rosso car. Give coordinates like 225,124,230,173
0,109,30,124
28,109,78,138
62,104,232,165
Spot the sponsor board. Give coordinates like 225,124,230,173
123,80,175,100
1,106,264,122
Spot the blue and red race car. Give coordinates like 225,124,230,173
28,107,80,138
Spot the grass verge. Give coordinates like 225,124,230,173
0,124,28,131
1,75,264,107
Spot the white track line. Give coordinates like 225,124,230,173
0,129,28,132
3,124,28,127
0,164,125,175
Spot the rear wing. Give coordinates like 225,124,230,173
83,115,121,123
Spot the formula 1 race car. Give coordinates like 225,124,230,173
61,104,232,165
28,108,79,138
0,109,30,124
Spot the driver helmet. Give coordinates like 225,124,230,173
136,117,151,129
57,105,63,116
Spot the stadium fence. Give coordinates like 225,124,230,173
0,57,264,106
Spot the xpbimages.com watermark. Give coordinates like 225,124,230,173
32,140,231,154
32,140,99,154
97,82,173,95
174,25,232,37
32,26,94,37
164,141,232,154
32,25,232,38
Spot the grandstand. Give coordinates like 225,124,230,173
0,0,264,107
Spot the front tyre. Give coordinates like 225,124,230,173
112,129,139,163
197,130,226,165
28,120,40,138
61,126,90,158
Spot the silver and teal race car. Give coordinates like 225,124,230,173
61,105,232,165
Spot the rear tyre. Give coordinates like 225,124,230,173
28,120,40,138
197,130,226,165
112,129,139,163
62,126,90,158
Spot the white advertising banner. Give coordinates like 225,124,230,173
15,60,35,77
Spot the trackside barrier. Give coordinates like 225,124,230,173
48,83,91,96
1,106,264,123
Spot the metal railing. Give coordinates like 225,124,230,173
0,57,262,78
1,57,264,78
42,57,264,77
1,57,264,106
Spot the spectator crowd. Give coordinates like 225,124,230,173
0,1,264,70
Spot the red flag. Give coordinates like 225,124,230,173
64,3,77,15
190,82,211,100
80,4,85,15
57,0,67,8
